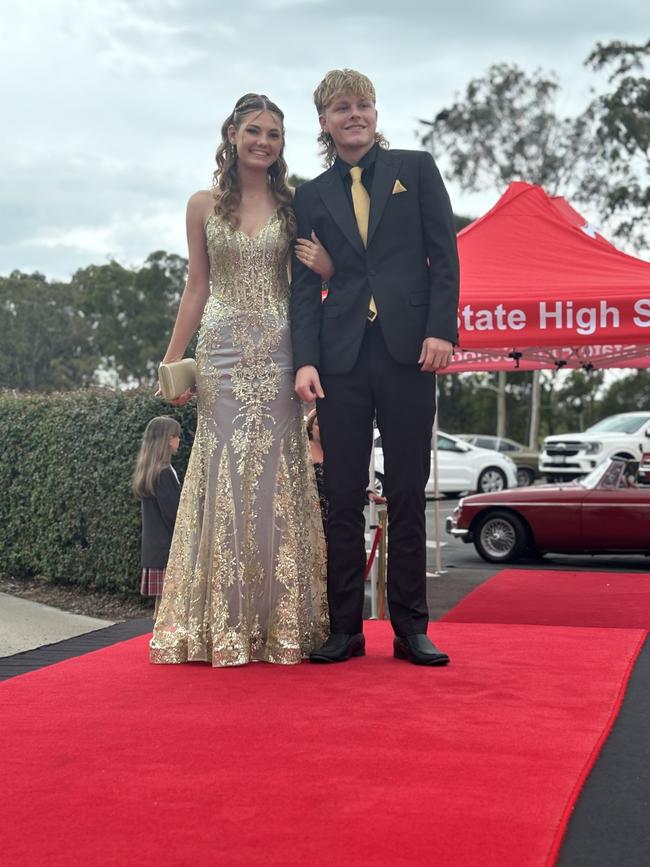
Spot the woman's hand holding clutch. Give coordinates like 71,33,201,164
158,358,197,403
155,382,196,406
167,387,195,406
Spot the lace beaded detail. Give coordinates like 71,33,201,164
150,213,328,666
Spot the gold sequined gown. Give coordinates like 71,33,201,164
150,212,328,666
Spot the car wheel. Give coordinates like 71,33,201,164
474,510,528,563
477,466,507,493
372,472,384,498
516,467,535,487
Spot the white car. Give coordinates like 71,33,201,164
540,412,650,481
372,430,518,497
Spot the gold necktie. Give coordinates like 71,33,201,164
350,165,378,321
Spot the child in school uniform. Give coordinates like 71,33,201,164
132,416,181,618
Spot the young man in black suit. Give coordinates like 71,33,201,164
291,69,459,665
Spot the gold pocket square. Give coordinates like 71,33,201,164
392,179,407,194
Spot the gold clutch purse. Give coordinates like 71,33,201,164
158,358,197,400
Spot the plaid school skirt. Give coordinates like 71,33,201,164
140,568,165,597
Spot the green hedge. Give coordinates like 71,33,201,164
0,388,196,595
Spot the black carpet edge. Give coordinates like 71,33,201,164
0,618,153,681
557,632,650,865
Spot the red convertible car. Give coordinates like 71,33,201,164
446,457,649,563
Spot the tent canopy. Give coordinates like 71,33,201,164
450,182,650,372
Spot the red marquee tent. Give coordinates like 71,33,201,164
450,182,650,372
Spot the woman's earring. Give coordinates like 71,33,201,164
231,142,237,159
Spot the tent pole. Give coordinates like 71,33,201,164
431,380,447,576
368,426,378,619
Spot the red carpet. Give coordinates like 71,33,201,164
442,569,650,629
0,621,643,867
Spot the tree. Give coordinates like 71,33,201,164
541,369,605,436
0,271,99,392
597,370,650,419
1,251,189,392
130,251,189,381
419,63,594,197
288,173,309,188
453,214,473,232
437,372,496,434
579,39,650,251
71,252,188,385
438,369,540,445
418,62,598,444
71,260,137,384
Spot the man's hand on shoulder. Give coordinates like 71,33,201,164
295,365,325,401
419,338,454,373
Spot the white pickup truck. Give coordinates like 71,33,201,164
539,412,650,481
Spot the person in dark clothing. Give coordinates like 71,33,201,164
307,407,387,535
306,408,328,533
291,69,459,665
132,417,182,618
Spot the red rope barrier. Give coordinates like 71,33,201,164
363,523,383,581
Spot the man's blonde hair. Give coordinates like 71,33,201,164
313,68,389,167
314,69,376,115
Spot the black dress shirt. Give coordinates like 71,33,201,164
334,142,379,208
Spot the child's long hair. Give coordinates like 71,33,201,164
132,416,181,499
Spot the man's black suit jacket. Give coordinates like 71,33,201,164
290,147,460,375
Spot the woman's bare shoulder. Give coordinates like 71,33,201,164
189,188,213,202
187,189,214,210
186,189,214,226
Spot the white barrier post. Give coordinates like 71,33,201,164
431,383,447,576
368,436,379,619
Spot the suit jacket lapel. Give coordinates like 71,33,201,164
316,167,366,257
367,149,401,246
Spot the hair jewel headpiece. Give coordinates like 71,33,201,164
232,93,283,122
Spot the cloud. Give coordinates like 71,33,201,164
1,0,647,276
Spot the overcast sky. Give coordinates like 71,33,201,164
1,0,647,279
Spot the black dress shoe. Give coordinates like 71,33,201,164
393,634,450,666
309,633,365,663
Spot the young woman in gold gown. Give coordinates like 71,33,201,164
150,94,331,666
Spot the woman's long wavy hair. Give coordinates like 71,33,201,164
132,416,181,500
212,93,296,239
313,69,389,168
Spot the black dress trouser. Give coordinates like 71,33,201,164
316,321,436,637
